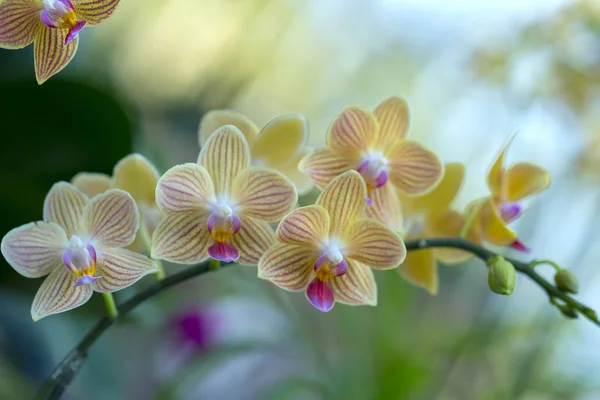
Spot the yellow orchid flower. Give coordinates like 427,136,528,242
300,96,444,231
152,125,298,265
1,183,156,321
198,110,313,194
258,171,406,312
399,163,479,294
0,0,120,84
468,138,551,251
72,154,162,253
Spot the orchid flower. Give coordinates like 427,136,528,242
1,183,156,321
151,125,298,265
198,110,313,194
258,171,406,312
0,0,120,84
399,163,479,294
72,154,162,253
467,139,551,251
300,96,444,231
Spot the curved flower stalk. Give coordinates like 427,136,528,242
152,125,298,265
0,0,120,84
258,171,406,312
0,183,156,321
466,138,551,251
300,96,444,231
72,154,162,253
198,110,313,194
399,163,479,294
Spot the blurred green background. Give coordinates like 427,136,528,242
1,0,600,399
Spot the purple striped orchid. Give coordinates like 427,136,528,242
1,182,156,321
0,0,120,84
258,171,406,312
151,125,298,265
300,96,444,232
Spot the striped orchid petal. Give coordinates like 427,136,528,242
156,163,215,214
232,167,297,222
279,147,314,194
85,189,139,248
329,260,377,306
151,211,211,264
198,110,258,147
506,162,551,202
198,125,250,195
258,243,318,291
366,182,403,231
386,140,444,196
230,216,275,266
0,0,42,49
31,267,93,321
251,114,308,167
276,205,330,247
113,154,160,205
72,172,112,197
34,25,78,84
92,248,156,293
327,107,378,154
299,147,355,190
399,249,438,295
43,182,88,238
316,171,367,235
71,0,120,25
476,198,517,246
487,137,513,198
1,222,68,278
345,219,406,269
373,96,410,147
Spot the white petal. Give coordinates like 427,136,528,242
92,248,157,293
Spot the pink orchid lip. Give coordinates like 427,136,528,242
208,242,239,263
500,202,522,223
74,274,101,287
314,255,347,277
306,278,334,312
510,239,530,253
65,20,86,45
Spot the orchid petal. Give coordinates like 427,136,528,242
230,216,275,266
258,243,317,291
43,182,88,238
251,114,308,167
92,248,156,293
506,162,551,202
487,137,514,197
231,167,297,222
329,260,377,306
316,171,367,235
373,96,410,147
476,198,517,246
155,163,214,215
71,0,120,25
399,249,438,295
34,25,78,84
1,222,68,278
85,189,139,248
198,110,258,147
387,140,444,196
366,182,403,231
276,205,330,247
299,147,356,190
279,147,314,194
71,172,112,197
327,106,378,154
345,218,406,269
306,278,334,312
31,267,93,321
428,210,478,264
113,154,160,205
0,0,42,49
198,125,250,195
151,211,210,264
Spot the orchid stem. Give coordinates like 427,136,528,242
101,293,118,319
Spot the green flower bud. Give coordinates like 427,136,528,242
487,256,517,295
558,304,578,319
554,269,579,294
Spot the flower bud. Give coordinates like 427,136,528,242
554,269,579,294
487,256,517,295
557,304,578,319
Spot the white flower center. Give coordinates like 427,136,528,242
357,151,389,191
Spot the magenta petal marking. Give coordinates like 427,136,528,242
230,214,241,234
366,197,373,206
314,254,327,271
62,249,74,270
74,274,101,287
40,10,59,28
357,160,369,174
85,244,97,264
510,239,530,253
208,242,239,263
332,260,348,276
65,20,86,45
306,278,334,312
207,214,216,233
500,203,522,223
374,170,388,188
